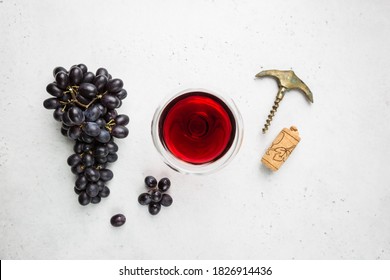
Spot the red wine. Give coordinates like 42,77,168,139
159,91,236,164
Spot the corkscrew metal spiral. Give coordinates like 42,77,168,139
262,95,283,133
256,70,313,134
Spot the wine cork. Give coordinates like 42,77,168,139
261,126,300,171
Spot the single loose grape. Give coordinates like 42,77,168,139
138,193,152,205
158,178,171,192
160,194,173,207
148,202,161,215
110,214,126,227
144,176,157,188
150,189,162,202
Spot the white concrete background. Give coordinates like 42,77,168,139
0,0,389,260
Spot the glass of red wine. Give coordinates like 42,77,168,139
152,89,243,174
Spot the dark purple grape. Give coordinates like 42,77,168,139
80,132,95,143
106,141,118,153
111,125,128,138
100,169,113,181
68,106,85,125
110,214,126,227
160,194,173,207
115,89,127,100
61,112,74,126
46,83,63,97
144,176,157,188
148,202,161,215
96,157,107,164
68,126,82,140
107,78,123,93
93,145,109,158
79,83,98,99
69,66,83,85
73,141,83,154
55,71,69,90
106,153,118,163
71,164,84,175
158,178,171,192
67,154,82,167
43,98,61,109
91,196,101,204
82,122,101,137
84,167,100,182
96,180,105,191
82,143,94,153
60,127,68,136
86,182,99,197
78,192,91,206
75,175,88,190
84,104,101,121
95,129,111,143
104,110,118,121
82,153,95,167
77,63,88,73
138,193,152,205
99,186,110,198
53,66,67,77
101,94,120,109
150,189,162,202
53,107,65,122
96,103,107,115
96,68,109,78
95,118,106,128
62,123,70,130
115,114,129,126
82,71,95,83
93,75,108,93
76,94,90,106
74,186,82,195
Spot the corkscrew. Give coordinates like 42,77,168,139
256,70,313,133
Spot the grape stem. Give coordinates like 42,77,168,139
66,86,107,109
105,119,116,132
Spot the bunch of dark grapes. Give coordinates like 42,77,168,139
43,64,129,206
138,176,173,215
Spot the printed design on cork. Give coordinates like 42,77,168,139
261,126,300,171
266,130,297,162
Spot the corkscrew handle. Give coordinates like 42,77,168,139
262,87,286,134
